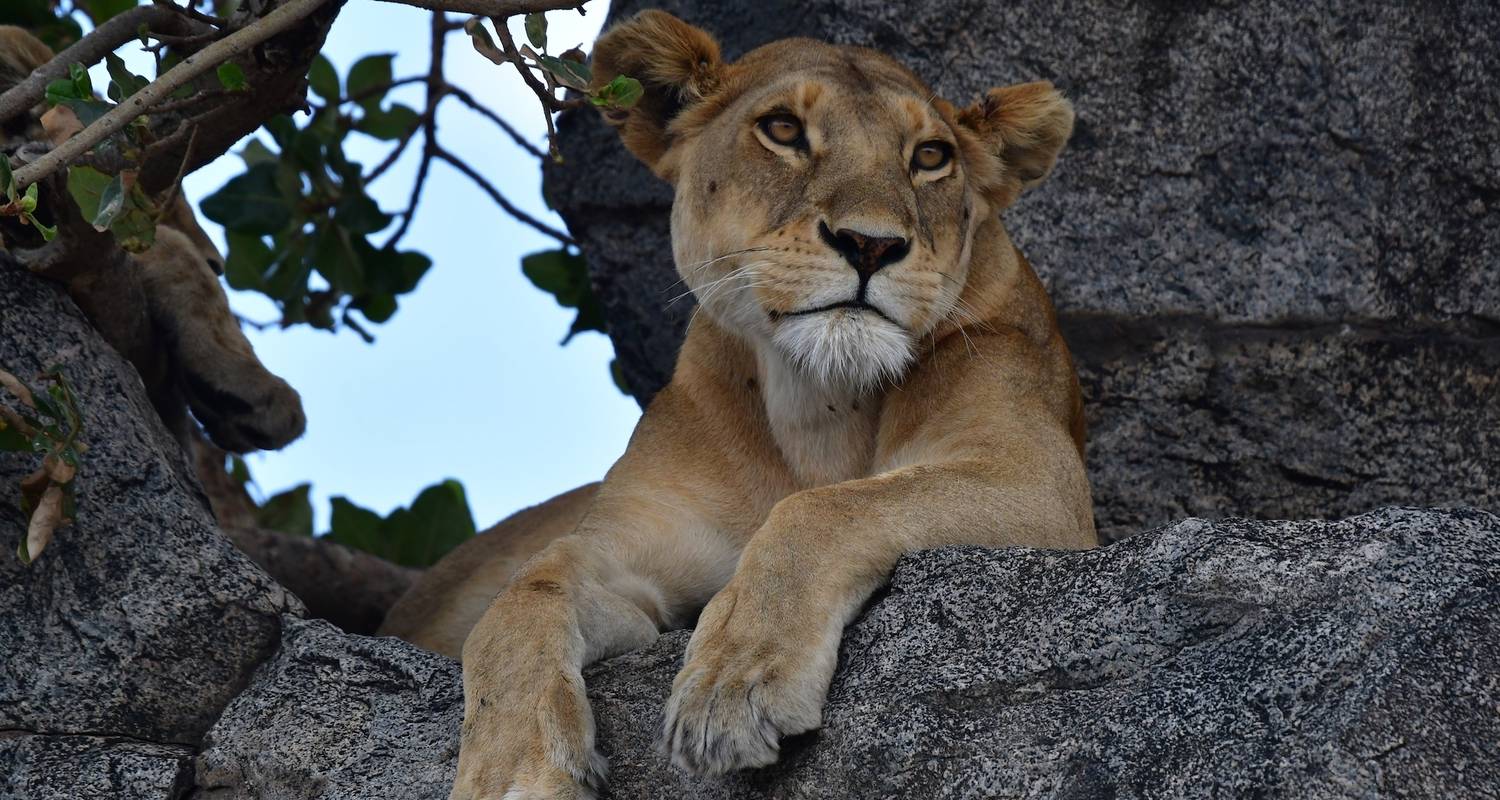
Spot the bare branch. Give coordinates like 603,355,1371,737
434,144,573,245
444,84,545,159
0,6,203,125
157,124,201,222
375,0,585,16
387,10,447,247
11,0,337,190
364,116,426,184
151,0,232,28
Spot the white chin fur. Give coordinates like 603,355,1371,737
771,309,914,389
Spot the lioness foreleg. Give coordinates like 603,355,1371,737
452,501,741,799
662,451,1094,775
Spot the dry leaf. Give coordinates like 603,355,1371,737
26,483,63,561
0,369,35,409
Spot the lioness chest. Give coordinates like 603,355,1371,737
758,349,882,488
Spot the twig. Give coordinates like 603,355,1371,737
374,0,585,16
345,75,427,107
443,84,545,159
433,144,573,245
386,11,446,246
152,0,231,28
148,88,229,115
0,5,201,125
11,0,335,190
364,112,427,184
157,124,200,218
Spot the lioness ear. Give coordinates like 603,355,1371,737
957,81,1075,208
590,10,723,179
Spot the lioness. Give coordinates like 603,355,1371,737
0,25,305,455
395,10,1097,797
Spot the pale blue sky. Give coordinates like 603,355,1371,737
114,3,640,529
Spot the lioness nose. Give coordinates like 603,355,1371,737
819,221,911,278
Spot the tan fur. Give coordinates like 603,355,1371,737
0,26,305,455
415,12,1095,799
379,483,599,658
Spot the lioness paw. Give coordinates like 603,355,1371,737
660,586,834,775
451,670,605,800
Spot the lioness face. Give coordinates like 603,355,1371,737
593,13,1074,390
669,43,977,389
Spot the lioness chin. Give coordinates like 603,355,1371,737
389,10,1097,798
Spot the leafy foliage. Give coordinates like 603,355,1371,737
203,56,432,336
251,477,476,568
522,248,605,343
0,367,85,564
328,481,476,568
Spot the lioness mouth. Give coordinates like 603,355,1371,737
775,300,902,329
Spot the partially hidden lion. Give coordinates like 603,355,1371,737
381,10,1097,798
0,25,305,457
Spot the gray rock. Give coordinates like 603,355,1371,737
1072,316,1500,541
0,734,193,800
0,257,298,745
544,0,1500,541
193,616,461,800
189,508,1500,799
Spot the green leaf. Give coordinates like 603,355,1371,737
352,292,397,323
334,192,391,235
563,292,607,343
346,53,394,110
264,115,298,148
256,483,313,537
327,496,385,555
201,163,294,235
23,213,57,242
65,165,111,222
537,54,591,91
0,153,14,201
0,417,32,451
521,249,605,344
223,231,273,291
521,248,589,307
312,222,366,293
216,61,248,92
591,75,643,109
92,174,126,229
239,139,278,167
44,78,85,106
524,12,548,50
356,103,420,141
104,52,147,100
308,54,339,102
388,480,476,567
107,180,158,253
363,245,431,295
262,249,312,301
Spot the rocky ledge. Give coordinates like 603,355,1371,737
193,507,1499,800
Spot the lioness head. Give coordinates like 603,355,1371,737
593,11,1073,390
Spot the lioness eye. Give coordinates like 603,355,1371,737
912,141,953,171
758,114,805,147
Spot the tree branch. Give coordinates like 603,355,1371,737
443,84,545,159
433,144,573,245
11,0,337,190
0,5,203,125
